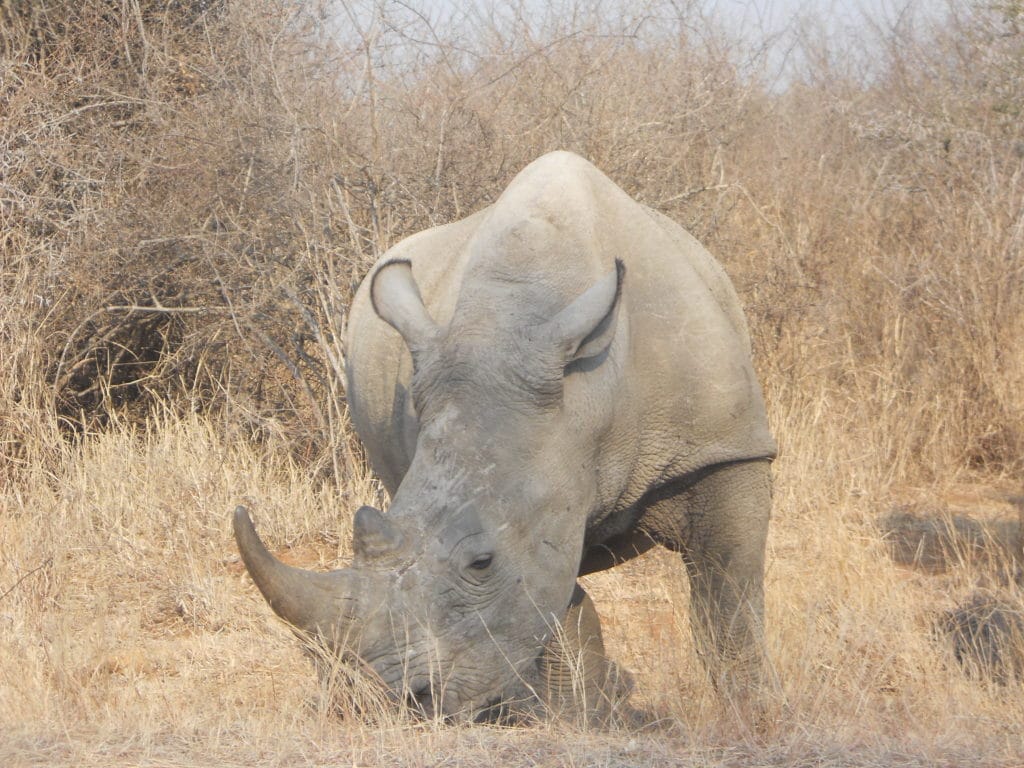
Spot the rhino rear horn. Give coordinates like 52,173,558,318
353,505,404,559
233,506,361,641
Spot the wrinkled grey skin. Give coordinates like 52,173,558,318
235,151,776,719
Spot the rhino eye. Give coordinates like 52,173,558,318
468,554,493,571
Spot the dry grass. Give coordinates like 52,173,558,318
2,0,1024,765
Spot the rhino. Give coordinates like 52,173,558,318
234,151,777,719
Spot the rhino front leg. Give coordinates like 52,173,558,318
537,583,632,723
684,459,773,701
644,459,774,702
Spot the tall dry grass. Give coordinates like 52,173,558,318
2,0,1023,765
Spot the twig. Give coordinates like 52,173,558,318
105,304,219,314
0,558,53,603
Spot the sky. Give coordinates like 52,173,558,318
704,1,919,70
699,0,948,88
334,0,949,90
707,0,900,35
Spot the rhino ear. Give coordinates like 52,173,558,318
370,259,439,351
545,260,624,364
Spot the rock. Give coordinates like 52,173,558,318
938,590,1024,685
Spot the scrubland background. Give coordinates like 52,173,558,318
2,0,1023,765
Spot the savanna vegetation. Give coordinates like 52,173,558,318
1,0,1023,765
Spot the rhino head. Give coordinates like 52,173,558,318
235,258,624,719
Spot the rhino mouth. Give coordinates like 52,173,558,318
472,697,511,723
394,685,507,722
398,666,538,722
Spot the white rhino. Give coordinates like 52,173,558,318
234,151,777,719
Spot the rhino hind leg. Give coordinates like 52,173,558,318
537,583,633,723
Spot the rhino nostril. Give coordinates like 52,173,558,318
406,685,433,714
412,684,431,701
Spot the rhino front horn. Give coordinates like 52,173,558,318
353,505,403,558
233,505,362,642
